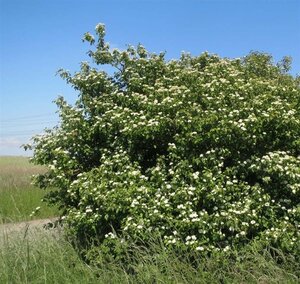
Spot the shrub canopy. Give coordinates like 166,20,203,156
27,24,300,256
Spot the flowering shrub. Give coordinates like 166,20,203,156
26,24,300,257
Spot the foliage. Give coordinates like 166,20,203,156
26,24,300,259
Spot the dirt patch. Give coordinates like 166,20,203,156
0,218,59,234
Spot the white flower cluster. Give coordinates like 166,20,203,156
27,30,300,257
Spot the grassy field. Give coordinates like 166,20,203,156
0,156,58,223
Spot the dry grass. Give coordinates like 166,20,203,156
0,156,45,191
0,156,58,223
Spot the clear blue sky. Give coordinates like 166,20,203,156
0,0,299,156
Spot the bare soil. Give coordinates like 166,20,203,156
0,218,59,234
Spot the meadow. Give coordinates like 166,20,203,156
0,156,299,283
0,156,58,223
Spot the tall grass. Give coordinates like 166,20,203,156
0,156,58,223
0,226,100,284
0,225,299,284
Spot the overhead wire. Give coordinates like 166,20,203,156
0,113,57,122
1,112,59,138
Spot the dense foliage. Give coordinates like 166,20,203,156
26,24,300,258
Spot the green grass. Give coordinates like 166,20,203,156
0,227,100,284
0,226,299,284
0,156,58,223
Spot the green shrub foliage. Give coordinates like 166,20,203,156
27,24,300,256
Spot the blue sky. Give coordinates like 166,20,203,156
0,0,299,156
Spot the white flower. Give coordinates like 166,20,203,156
85,208,93,213
189,212,198,218
168,143,176,149
105,232,116,239
192,172,199,179
131,170,140,176
223,246,230,252
196,246,204,251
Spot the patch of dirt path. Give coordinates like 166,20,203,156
0,218,59,234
